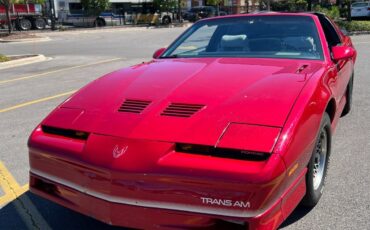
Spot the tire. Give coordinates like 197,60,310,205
33,18,46,30
162,16,171,25
18,18,32,31
301,113,331,207
341,74,354,117
95,18,106,27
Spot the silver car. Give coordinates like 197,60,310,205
351,2,370,18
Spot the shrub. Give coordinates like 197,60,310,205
271,0,308,12
314,5,340,20
336,20,370,32
0,54,10,62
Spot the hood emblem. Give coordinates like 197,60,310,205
112,145,128,159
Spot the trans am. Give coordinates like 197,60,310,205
28,13,356,229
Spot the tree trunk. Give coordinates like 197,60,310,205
5,3,12,34
307,0,312,11
177,0,181,22
347,1,351,21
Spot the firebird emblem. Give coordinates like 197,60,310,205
112,145,128,159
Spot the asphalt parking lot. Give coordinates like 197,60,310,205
0,28,369,229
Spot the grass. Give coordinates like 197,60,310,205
336,20,370,32
0,54,10,62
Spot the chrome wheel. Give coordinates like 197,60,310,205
302,113,331,207
34,18,46,30
19,18,32,30
313,129,327,190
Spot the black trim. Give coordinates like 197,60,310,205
41,125,89,140
176,143,269,161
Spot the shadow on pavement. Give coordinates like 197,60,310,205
280,205,314,228
0,192,125,230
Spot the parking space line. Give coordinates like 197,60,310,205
0,57,123,85
0,161,29,206
0,90,76,113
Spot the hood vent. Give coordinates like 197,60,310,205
161,103,204,118
118,99,151,113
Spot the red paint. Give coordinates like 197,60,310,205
28,13,356,229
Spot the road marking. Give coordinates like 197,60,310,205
0,90,76,113
0,161,29,206
0,57,123,85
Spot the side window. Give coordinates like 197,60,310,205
69,3,83,14
318,15,341,48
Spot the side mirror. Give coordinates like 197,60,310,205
331,46,355,61
153,48,166,59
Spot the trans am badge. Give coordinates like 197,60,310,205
112,145,128,159
201,197,250,208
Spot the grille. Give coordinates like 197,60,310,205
118,99,151,113
161,103,204,118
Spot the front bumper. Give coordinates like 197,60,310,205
28,128,296,229
30,171,288,230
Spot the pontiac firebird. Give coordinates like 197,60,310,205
28,13,356,229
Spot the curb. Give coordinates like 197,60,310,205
0,36,50,43
147,23,193,29
349,31,370,36
0,54,47,70
37,23,192,35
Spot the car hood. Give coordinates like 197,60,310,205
43,58,323,147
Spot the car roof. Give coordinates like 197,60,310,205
351,2,370,5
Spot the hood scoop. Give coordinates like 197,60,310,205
118,99,151,114
161,103,205,118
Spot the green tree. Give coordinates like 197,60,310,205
81,0,110,16
271,0,307,12
206,0,224,15
153,0,177,13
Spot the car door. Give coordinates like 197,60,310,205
318,15,352,104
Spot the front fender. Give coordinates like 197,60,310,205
273,66,333,191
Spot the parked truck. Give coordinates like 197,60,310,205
0,4,47,30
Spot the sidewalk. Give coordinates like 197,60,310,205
0,54,47,70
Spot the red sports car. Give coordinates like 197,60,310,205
28,12,356,229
